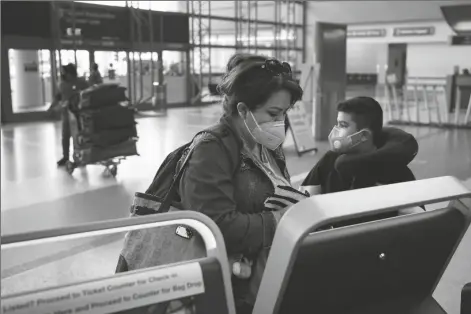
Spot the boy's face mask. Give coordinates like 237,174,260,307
243,111,286,151
328,126,371,154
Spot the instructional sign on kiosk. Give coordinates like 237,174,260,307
2,263,205,314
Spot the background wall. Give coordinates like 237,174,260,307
346,21,471,80
307,1,470,25
347,42,388,82
407,44,471,77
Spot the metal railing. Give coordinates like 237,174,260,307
382,77,471,128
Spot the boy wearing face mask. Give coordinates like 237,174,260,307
300,96,418,195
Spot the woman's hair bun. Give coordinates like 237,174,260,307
217,54,267,96
225,53,265,72
217,53,303,117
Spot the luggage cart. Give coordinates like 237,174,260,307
65,155,127,177
65,97,139,177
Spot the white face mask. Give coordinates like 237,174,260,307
244,111,286,150
328,126,370,153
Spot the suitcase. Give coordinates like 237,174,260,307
78,106,136,134
79,84,127,109
73,139,138,164
76,126,138,147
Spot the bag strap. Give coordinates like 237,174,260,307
159,129,224,213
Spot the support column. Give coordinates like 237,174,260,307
303,3,347,141
1,45,13,122
158,50,164,85
10,50,44,112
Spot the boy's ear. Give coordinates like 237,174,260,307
359,129,373,142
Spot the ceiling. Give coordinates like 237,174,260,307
307,1,471,25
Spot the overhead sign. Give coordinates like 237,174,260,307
347,29,387,38
1,1,51,39
451,35,471,45
393,27,435,37
3,2,189,47
163,14,190,44
1,263,205,314
57,2,130,48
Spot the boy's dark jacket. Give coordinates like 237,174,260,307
334,126,418,183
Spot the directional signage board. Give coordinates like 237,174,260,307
56,2,130,48
347,29,387,38
393,27,435,37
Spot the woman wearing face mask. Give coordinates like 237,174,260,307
177,54,307,314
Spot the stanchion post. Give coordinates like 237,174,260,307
455,88,461,125
464,93,471,126
433,85,442,125
413,84,420,123
392,85,400,121
443,86,451,123
422,86,432,124
403,85,411,123
384,84,393,122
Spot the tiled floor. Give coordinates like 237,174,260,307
1,104,471,313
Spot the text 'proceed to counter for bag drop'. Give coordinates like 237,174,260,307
2,263,205,314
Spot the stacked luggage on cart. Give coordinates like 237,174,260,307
66,84,138,177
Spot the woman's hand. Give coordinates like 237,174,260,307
264,185,310,212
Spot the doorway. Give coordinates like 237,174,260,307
162,50,187,104
387,43,407,86
56,50,90,79
8,49,52,114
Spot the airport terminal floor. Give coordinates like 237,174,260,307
1,104,471,313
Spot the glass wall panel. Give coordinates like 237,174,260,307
94,51,128,86
295,28,303,49
127,51,158,102
295,2,304,23
58,50,90,78
75,1,187,13
191,18,210,45
190,1,211,15
257,1,276,22
208,1,235,19
193,48,211,74
163,50,188,104
209,19,236,46
210,48,236,74
256,26,277,48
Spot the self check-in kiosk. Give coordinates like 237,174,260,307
254,176,471,314
1,211,236,314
